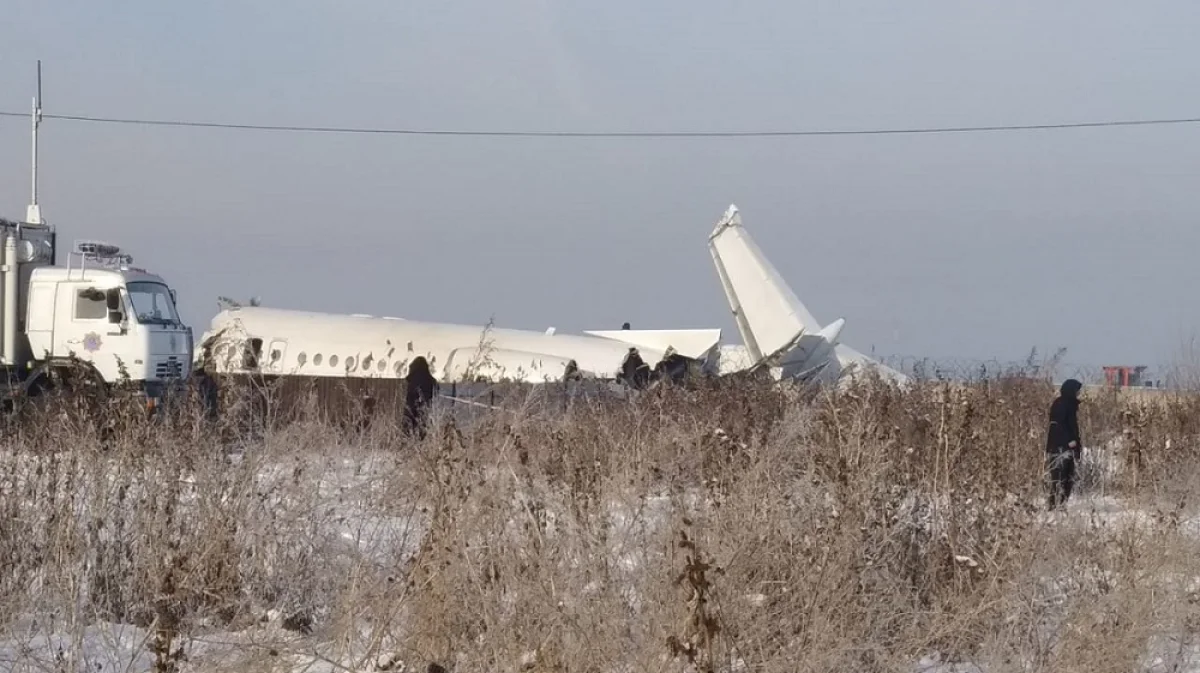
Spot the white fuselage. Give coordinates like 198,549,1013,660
199,306,717,383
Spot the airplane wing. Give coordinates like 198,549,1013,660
441,346,586,383
582,328,722,360
834,344,910,385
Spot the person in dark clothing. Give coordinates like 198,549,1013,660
652,351,692,386
1045,378,1084,510
358,394,377,434
402,356,437,439
195,365,220,423
562,359,582,382
619,347,650,390
190,344,221,423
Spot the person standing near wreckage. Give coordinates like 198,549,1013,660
1045,378,1084,510
620,347,650,390
403,356,437,439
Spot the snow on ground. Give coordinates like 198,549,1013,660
0,619,158,673
0,443,431,672
0,442,686,672
3,437,1200,672
0,615,405,673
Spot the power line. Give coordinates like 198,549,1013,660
1,108,1200,138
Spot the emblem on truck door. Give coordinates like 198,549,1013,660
83,332,102,353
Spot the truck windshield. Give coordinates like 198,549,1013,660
126,281,181,326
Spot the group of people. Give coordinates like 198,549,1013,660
618,346,695,390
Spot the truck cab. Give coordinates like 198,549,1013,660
25,267,192,393
10,237,193,401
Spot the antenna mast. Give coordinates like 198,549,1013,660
26,60,43,226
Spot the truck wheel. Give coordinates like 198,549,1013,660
20,363,108,427
15,373,56,423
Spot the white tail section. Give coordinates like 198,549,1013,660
706,203,909,387
708,204,825,363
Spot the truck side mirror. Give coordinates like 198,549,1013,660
105,288,125,325
170,289,177,304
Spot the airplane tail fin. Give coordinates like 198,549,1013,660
707,204,908,386
708,205,839,370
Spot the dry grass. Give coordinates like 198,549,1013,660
2,372,1200,672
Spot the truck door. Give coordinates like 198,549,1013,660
25,282,57,361
264,339,288,375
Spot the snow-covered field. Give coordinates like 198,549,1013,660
0,434,697,672
1,427,1198,673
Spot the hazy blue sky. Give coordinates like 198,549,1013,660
2,1,1198,367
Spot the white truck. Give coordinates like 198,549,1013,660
0,217,193,410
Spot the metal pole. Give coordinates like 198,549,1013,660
27,60,43,225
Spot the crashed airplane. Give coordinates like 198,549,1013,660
195,204,905,388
